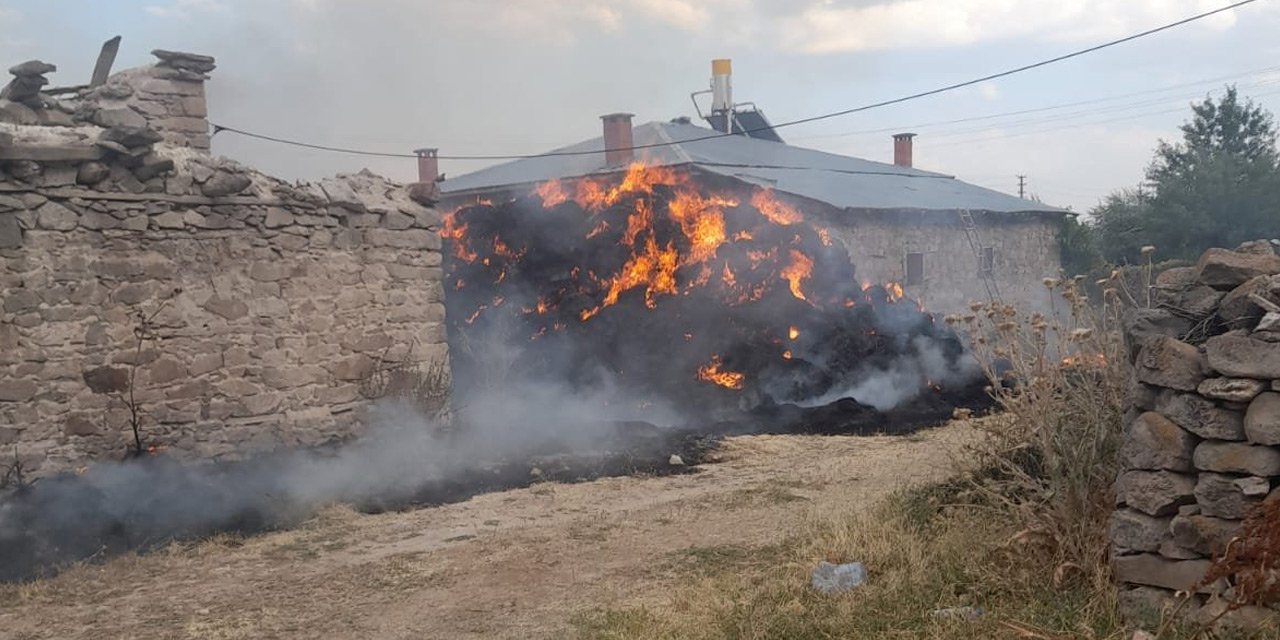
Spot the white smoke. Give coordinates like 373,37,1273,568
801,336,979,410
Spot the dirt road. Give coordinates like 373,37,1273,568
0,422,978,639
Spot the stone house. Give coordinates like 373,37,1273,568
438,115,1066,315
0,50,448,476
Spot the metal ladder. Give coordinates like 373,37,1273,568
958,209,1001,304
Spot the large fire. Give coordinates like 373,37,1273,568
443,162,967,416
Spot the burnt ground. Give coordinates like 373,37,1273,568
0,417,988,640
0,382,991,584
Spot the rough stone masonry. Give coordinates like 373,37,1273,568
1116,239,1280,630
0,50,448,476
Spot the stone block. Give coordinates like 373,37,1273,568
1121,412,1198,471
1124,308,1193,362
1197,378,1267,403
1135,337,1204,391
321,178,363,210
146,357,187,386
1217,275,1273,329
1244,392,1280,445
249,262,290,282
1110,509,1171,552
1158,539,1202,560
263,207,294,228
111,282,152,305
1170,513,1241,556
0,379,38,402
1196,248,1280,290
1154,392,1245,441
1235,476,1270,496
152,210,185,229
1112,554,1214,592
0,212,22,248
2,289,38,313
1117,586,1193,627
35,201,78,230
200,172,252,197
92,106,147,129
1116,470,1196,516
234,393,282,417
1205,334,1280,379
407,181,438,206
331,354,375,381
382,211,414,230
157,116,208,133
82,366,129,393
188,353,222,376
62,415,99,437
1193,599,1278,631
139,77,204,96
1195,473,1263,519
178,96,207,117
1194,441,1280,476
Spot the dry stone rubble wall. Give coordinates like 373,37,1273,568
0,50,448,476
1115,239,1280,629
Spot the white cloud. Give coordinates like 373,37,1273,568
146,0,229,20
629,0,712,31
777,0,1253,54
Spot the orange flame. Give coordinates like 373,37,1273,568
622,198,652,246
781,249,814,302
667,190,732,266
696,354,745,390
1061,354,1108,368
782,350,792,360
886,282,904,301
751,188,803,225
442,210,477,263
581,236,679,321
571,163,684,211
721,262,737,289
535,179,569,208
788,326,800,340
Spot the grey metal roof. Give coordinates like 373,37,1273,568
441,120,1065,214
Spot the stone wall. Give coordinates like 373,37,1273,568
825,211,1063,315
1115,240,1280,628
1,52,447,477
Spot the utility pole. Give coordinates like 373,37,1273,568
1016,174,1027,199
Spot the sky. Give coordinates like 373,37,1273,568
3,0,1280,213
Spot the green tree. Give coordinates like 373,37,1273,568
1091,86,1280,263
1058,214,1104,277
1091,188,1152,264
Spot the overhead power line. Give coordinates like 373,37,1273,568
925,84,1280,148
792,64,1280,141
210,0,1262,162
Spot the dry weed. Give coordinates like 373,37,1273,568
953,275,1129,585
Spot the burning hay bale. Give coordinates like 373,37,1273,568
444,164,984,430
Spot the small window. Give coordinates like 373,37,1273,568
980,247,995,276
905,252,925,286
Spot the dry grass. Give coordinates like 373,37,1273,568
573,487,1277,640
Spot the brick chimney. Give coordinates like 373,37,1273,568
893,133,916,168
601,113,635,167
414,148,439,182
